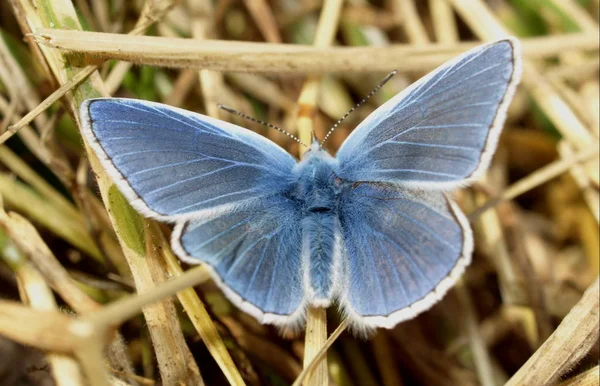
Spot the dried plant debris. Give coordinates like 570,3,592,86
0,1,598,385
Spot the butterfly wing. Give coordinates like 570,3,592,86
82,98,306,323
172,196,306,325
80,98,296,221
335,38,521,189
338,183,472,329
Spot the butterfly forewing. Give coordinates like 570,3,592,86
81,98,296,221
335,39,521,189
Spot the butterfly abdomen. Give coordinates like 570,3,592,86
301,212,341,306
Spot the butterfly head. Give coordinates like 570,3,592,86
301,135,326,158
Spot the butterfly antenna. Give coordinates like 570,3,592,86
320,70,398,147
218,104,308,148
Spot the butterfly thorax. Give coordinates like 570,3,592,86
293,148,342,215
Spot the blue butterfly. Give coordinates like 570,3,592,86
80,38,521,331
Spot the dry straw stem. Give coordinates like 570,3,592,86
296,1,344,385
0,299,82,353
33,29,599,73
139,222,205,386
455,282,495,386
0,208,100,312
104,0,179,95
523,65,599,187
8,238,84,386
0,32,48,130
3,0,177,145
0,94,50,165
371,332,404,386
243,0,282,43
0,193,132,381
559,142,600,224
0,65,93,145
469,145,600,220
393,0,430,44
429,0,458,43
547,0,600,35
0,145,81,226
188,0,226,119
9,0,203,384
291,319,350,386
83,264,211,328
505,278,599,386
0,261,215,382
0,173,103,260
557,366,599,386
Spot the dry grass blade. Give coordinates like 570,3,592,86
243,0,282,43
10,244,84,386
0,146,80,222
292,319,350,386
0,208,100,312
505,278,599,386
455,282,495,386
138,222,205,385
429,0,458,43
0,98,18,137
394,0,430,44
0,65,95,145
523,65,599,187
557,365,599,386
0,300,79,353
4,0,177,144
0,173,103,260
469,145,599,219
33,29,599,73
0,199,134,383
84,264,211,328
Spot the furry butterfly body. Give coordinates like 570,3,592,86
81,38,521,331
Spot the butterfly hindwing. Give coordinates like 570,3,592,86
335,38,521,189
337,183,472,329
172,196,306,325
81,98,296,221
